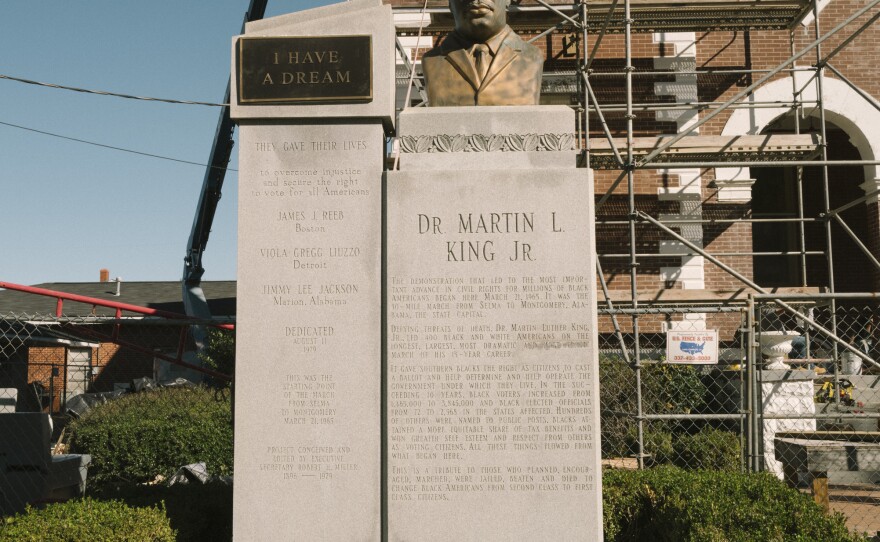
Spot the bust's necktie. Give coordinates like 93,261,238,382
472,43,491,83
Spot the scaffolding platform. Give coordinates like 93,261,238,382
598,287,824,304
393,0,814,34
588,134,820,169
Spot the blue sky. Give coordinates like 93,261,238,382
1,0,332,286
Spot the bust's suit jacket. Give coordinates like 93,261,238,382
422,26,543,106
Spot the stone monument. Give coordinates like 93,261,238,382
386,106,602,540
230,1,392,540
231,0,602,539
387,4,601,538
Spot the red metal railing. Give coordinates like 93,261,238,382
0,281,233,382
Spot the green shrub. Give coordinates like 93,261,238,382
602,467,868,542
600,358,709,458
96,483,232,542
600,358,641,457
199,329,235,384
68,386,233,490
673,427,742,471
629,427,674,465
0,498,174,542
640,363,708,416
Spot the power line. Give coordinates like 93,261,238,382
0,73,228,107
0,119,237,171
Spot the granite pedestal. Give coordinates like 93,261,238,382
386,106,602,541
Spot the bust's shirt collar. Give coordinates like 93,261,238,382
453,25,511,55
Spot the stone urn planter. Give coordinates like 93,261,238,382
758,331,800,370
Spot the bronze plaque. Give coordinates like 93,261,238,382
237,35,372,104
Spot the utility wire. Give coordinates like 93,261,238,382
0,119,237,171
0,73,228,107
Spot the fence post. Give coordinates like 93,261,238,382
746,296,759,472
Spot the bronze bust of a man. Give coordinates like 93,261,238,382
422,0,543,106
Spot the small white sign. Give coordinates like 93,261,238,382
666,330,718,364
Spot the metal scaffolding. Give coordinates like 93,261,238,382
392,0,880,487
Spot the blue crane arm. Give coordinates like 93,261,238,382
183,0,268,324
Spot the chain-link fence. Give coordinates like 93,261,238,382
597,298,880,535
753,296,880,535
2,302,878,535
598,305,749,472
